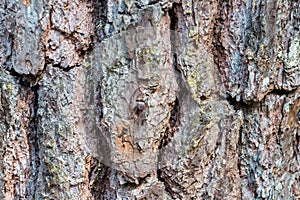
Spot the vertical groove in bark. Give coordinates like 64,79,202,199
0,73,39,198
157,3,184,198
28,83,40,200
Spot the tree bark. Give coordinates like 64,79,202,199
0,0,299,199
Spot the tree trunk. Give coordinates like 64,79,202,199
0,0,299,199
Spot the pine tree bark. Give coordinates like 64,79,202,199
0,0,299,199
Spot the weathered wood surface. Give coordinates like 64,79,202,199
0,0,299,199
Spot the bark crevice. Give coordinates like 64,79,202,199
157,168,182,199
158,97,180,149
29,83,40,200
156,3,186,198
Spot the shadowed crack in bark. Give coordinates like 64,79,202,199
86,157,116,200
237,121,244,199
0,72,41,198
29,83,40,200
157,3,185,198
158,97,180,149
7,65,46,87
157,168,183,199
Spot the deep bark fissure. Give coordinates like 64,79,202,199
276,95,287,155
29,83,40,200
293,128,300,163
212,0,228,88
157,3,186,199
226,93,251,200
157,169,182,199
2,79,41,198
158,97,180,150
226,95,249,110
89,1,114,198
89,159,112,199
269,88,298,96
237,124,244,199
7,68,40,86
4,43,46,198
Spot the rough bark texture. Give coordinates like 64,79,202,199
0,0,299,199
